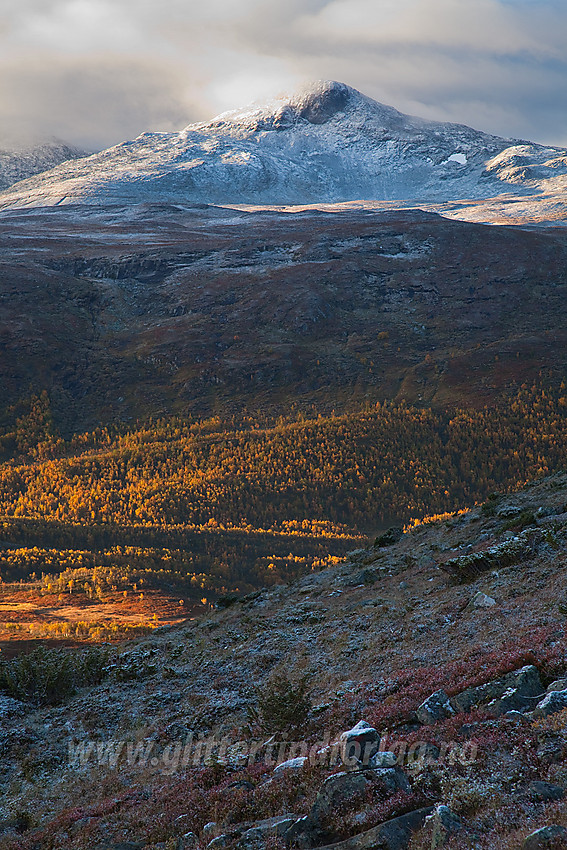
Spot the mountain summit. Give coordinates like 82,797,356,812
1,80,566,210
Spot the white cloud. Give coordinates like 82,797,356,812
0,0,566,149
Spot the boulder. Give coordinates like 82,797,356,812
466,591,497,610
521,825,567,850
236,816,298,849
206,816,298,850
423,805,462,847
547,679,567,693
368,751,397,768
416,690,454,725
311,768,410,824
450,665,543,714
339,720,380,765
314,807,433,850
203,824,218,841
485,687,532,717
274,756,308,773
529,781,565,802
177,836,198,850
533,689,567,718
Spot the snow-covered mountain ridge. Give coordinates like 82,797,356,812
1,81,566,219
0,139,86,191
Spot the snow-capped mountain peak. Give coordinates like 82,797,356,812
0,81,566,220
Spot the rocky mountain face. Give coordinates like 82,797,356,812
0,139,86,191
1,473,567,848
1,81,566,221
0,201,565,431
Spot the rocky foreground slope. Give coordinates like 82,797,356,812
1,473,567,849
1,81,567,225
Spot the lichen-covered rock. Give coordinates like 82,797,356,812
424,805,462,847
314,807,434,850
466,591,497,610
441,529,539,582
521,825,567,850
273,756,307,773
533,689,567,718
450,665,543,714
311,767,410,823
206,816,299,850
485,687,531,717
529,781,565,802
416,690,454,725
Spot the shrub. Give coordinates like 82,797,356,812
0,645,111,706
249,671,312,735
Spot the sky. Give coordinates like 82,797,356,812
1,0,567,151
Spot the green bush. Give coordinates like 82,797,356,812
249,672,312,735
0,645,111,706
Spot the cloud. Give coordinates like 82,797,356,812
1,0,567,149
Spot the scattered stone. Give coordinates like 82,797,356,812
369,751,397,768
533,689,567,718
529,781,565,802
521,825,567,850
467,591,497,610
315,807,434,850
339,720,380,765
424,804,462,847
202,823,218,841
273,756,307,773
206,816,298,850
497,505,523,519
177,834,198,850
416,690,454,725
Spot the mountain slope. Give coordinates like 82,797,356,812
1,81,565,212
1,203,566,431
0,473,567,849
0,139,86,191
